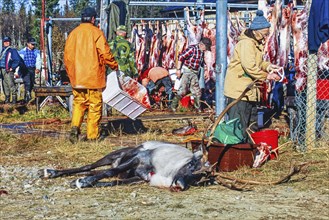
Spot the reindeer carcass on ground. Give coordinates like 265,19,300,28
39,141,207,191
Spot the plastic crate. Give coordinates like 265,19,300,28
102,71,150,120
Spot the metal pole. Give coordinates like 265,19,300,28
41,0,47,85
47,18,53,86
100,0,109,38
215,0,227,116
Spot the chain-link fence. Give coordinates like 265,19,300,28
289,50,329,151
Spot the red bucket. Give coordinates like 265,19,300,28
180,96,191,108
251,129,279,160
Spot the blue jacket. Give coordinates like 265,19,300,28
308,0,329,52
0,46,21,71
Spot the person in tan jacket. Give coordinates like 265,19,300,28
224,10,281,142
64,7,118,143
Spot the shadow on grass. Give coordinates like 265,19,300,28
103,118,149,135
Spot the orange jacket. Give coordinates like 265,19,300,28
64,23,118,89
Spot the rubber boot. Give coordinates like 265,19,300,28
4,96,10,104
69,126,80,144
25,91,32,103
167,93,174,109
11,95,17,105
170,95,181,112
194,97,202,113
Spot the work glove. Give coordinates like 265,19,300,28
266,64,281,73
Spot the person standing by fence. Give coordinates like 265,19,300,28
64,7,118,143
19,37,41,103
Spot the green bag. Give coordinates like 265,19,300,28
211,118,245,144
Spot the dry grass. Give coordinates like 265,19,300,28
0,103,328,193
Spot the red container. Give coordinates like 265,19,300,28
251,129,279,160
317,79,329,100
180,96,191,108
190,140,257,172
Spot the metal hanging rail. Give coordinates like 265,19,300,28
49,17,184,21
128,1,304,9
129,1,258,8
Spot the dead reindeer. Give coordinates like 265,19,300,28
38,141,210,191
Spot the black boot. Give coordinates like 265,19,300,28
194,97,202,113
170,95,181,112
4,96,10,104
25,91,31,103
11,95,17,104
69,126,80,144
167,93,174,109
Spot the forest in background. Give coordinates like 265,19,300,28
0,0,165,73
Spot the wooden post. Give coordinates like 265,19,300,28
305,52,317,149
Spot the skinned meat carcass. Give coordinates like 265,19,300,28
234,12,246,37
264,0,281,64
276,2,293,68
162,22,176,69
291,6,309,93
176,27,188,65
134,22,147,74
227,11,239,61
258,0,270,20
204,50,215,81
148,21,161,68
203,22,216,80
185,7,204,46
318,40,329,71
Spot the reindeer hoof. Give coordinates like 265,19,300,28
38,169,56,179
70,178,93,189
70,179,82,188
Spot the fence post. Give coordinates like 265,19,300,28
305,52,317,149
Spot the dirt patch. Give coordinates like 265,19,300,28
1,163,328,219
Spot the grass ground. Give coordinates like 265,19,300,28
0,102,328,219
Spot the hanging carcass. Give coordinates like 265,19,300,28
291,4,309,93
38,141,208,191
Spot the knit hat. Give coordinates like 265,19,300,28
116,25,127,32
250,10,270,30
81,7,97,18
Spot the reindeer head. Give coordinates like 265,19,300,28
170,150,210,191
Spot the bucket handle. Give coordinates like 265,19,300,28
246,122,257,144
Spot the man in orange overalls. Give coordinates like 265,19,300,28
64,7,118,143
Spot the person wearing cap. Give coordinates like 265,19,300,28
19,37,41,103
109,25,138,79
171,37,212,112
64,7,118,144
224,10,282,142
0,36,22,104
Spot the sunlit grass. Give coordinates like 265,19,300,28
0,101,328,193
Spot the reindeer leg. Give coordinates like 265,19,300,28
70,156,141,188
88,176,144,187
38,147,134,179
